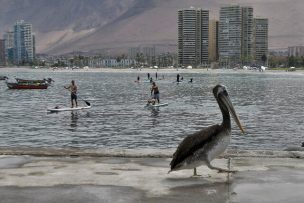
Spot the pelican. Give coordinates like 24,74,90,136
169,85,244,175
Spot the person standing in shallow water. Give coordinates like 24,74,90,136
155,72,158,80
65,80,78,108
151,82,160,104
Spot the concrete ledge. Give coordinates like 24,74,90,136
0,147,304,159
0,154,304,202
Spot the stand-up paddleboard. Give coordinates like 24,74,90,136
143,80,152,83
47,105,91,112
134,80,152,84
174,80,184,84
145,103,168,108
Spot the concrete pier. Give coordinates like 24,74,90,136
0,149,304,203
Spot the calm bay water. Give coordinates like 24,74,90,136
0,68,304,150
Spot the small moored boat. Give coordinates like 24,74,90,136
15,78,54,85
6,81,49,89
0,76,8,80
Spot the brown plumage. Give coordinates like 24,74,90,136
169,85,244,175
170,125,221,170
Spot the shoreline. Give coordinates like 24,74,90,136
0,147,303,158
1,66,304,75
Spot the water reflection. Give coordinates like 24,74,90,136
70,112,78,128
165,177,232,202
150,108,160,117
84,112,91,118
149,108,160,127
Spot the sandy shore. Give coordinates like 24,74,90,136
1,66,304,75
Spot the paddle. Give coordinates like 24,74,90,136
77,95,91,106
65,86,91,106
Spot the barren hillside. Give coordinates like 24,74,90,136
0,0,302,54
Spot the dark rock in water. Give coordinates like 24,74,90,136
302,142,304,147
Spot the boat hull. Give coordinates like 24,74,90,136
0,76,8,80
6,83,48,89
15,78,53,86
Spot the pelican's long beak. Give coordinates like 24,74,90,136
220,94,245,133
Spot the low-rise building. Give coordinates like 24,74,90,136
288,46,304,57
88,58,136,68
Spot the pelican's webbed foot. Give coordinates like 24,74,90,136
206,162,237,173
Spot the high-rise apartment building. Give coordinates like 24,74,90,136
253,18,268,64
219,5,257,66
219,5,242,66
14,20,34,64
0,39,6,66
241,7,253,64
208,20,219,62
32,34,36,61
178,7,209,67
4,31,14,63
4,31,14,49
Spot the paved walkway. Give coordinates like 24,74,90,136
0,150,304,203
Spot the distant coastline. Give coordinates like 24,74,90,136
1,67,304,75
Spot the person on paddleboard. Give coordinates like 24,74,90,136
151,82,160,104
65,80,78,108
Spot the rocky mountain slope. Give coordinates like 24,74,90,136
0,0,302,54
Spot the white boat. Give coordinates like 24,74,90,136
47,105,91,112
